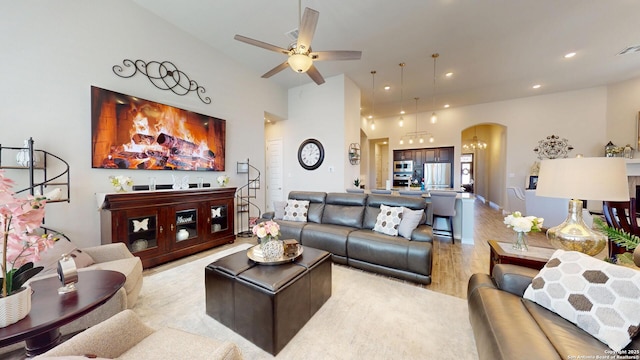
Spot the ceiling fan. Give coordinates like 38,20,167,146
233,5,361,85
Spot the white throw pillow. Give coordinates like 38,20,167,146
373,204,404,236
273,200,287,220
282,200,309,222
398,207,424,239
523,249,640,351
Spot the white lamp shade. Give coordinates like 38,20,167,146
536,157,629,201
288,54,313,73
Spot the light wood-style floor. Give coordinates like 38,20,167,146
146,198,554,299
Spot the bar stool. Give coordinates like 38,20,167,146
430,190,457,242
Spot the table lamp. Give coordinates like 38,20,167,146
536,157,629,256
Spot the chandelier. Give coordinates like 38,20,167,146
400,97,434,145
462,127,487,151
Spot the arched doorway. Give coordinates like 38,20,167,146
460,124,507,208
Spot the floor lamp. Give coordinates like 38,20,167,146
536,157,629,256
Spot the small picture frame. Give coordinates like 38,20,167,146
528,175,539,190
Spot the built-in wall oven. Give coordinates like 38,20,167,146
393,173,411,187
393,160,413,173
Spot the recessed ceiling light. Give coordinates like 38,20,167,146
564,52,576,58
384,86,391,91
445,72,453,77
400,110,405,115
368,115,373,119
532,84,541,89
443,104,450,108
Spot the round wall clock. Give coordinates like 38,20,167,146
298,138,325,170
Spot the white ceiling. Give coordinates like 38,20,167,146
132,0,640,119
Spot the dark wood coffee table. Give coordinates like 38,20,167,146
488,239,556,274
0,270,125,357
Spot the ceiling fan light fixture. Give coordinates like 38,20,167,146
288,53,313,73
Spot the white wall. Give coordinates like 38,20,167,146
607,76,640,150
1,1,287,248
266,74,360,196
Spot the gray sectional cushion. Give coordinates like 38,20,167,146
273,219,307,241
300,223,355,257
289,191,326,223
321,193,367,228
347,229,432,276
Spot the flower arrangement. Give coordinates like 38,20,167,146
252,220,280,242
503,211,544,233
109,175,133,192
0,170,56,297
216,175,229,187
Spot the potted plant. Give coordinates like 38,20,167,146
0,170,56,326
353,178,360,188
593,217,639,266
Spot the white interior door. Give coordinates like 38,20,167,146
266,138,284,211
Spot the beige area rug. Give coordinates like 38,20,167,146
133,244,479,360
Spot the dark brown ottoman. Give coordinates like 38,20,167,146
205,246,331,355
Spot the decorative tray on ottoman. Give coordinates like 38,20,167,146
247,244,303,265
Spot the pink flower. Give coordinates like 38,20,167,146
252,220,280,240
0,170,54,296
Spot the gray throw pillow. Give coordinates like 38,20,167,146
398,207,424,239
273,200,287,220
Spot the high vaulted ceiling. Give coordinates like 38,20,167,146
133,0,640,120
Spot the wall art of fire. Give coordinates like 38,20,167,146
91,86,225,171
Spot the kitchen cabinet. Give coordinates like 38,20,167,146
424,147,453,163
100,188,235,268
393,150,415,161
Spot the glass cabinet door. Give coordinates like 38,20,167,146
126,213,159,253
175,208,198,242
210,204,228,233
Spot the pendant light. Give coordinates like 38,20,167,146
398,63,405,127
430,53,439,124
415,98,424,144
370,70,376,130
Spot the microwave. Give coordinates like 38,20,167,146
393,160,413,172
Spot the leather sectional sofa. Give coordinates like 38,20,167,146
261,191,433,284
467,248,640,359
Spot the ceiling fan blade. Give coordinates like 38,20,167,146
306,64,325,85
234,35,289,55
261,61,290,78
310,50,362,61
296,7,319,53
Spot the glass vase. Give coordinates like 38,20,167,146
513,231,528,251
260,236,283,261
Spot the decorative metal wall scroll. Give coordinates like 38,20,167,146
112,59,211,104
533,134,574,159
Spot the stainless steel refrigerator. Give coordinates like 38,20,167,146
423,163,452,189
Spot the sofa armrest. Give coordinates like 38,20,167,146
82,243,134,263
36,309,155,359
410,226,433,242
491,264,539,297
467,273,497,299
